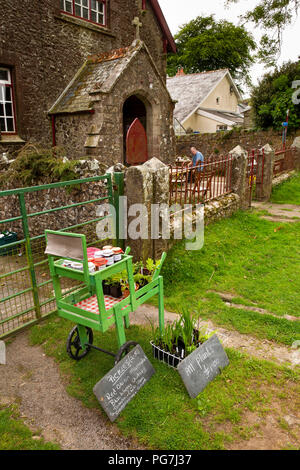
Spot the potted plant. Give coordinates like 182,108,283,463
110,280,122,298
121,279,139,298
132,258,162,290
133,260,144,275
133,272,151,289
150,307,215,368
114,269,138,298
142,258,161,276
102,279,111,295
105,274,122,298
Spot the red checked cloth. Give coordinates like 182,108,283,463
74,294,128,319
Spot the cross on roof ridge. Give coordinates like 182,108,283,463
132,16,142,40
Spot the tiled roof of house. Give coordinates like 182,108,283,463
49,44,140,115
167,69,238,123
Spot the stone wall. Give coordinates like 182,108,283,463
0,0,168,155
176,128,300,161
0,159,109,241
203,193,240,225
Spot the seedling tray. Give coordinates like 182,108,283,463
150,341,182,369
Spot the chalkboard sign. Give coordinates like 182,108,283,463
93,344,155,422
177,334,229,398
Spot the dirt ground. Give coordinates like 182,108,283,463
1,304,299,450
0,332,141,450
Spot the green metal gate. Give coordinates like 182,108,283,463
0,172,124,339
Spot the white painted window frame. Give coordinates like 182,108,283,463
61,0,106,26
0,67,16,133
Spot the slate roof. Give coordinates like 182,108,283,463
167,69,241,124
49,43,143,115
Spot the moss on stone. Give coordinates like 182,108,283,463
0,143,81,188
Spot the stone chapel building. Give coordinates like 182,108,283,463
0,0,176,165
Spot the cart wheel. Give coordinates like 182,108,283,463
114,341,138,364
66,326,93,361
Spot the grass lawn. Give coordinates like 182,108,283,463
23,175,300,450
30,318,299,450
158,210,300,347
271,172,300,205
0,403,60,450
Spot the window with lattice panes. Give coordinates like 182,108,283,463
0,68,16,134
60,0,106,26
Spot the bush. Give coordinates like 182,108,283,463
0,143,80,188
251,61,300,131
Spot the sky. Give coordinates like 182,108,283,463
158,0,300,96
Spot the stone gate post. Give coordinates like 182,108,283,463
291,137,300,170
124,158,169,262
229,145,249,209
255,144,275,201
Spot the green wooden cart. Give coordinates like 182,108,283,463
45,230,166,363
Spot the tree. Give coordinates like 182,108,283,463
167,15,256,88
251,61,300,130
226,0,299,65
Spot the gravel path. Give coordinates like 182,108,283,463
0,332,141,450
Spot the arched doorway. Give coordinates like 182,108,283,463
123,95,149,165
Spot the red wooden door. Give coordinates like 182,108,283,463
126,118,148,165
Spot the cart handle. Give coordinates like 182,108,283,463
45,230,91,289
125,246,131,255
152,252,167,280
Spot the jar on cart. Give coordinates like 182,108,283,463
102,249,114,266
93,258,108,271
112,247,123,262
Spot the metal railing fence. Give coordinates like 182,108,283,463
274,147,295,176
169,154,234,206
0,172,124,339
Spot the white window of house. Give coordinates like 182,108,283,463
0,68,16,134
90,0,105,24
217,125,228,132
60,0,73,14
60,0,106,26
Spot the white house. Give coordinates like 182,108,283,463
167,68,245,134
